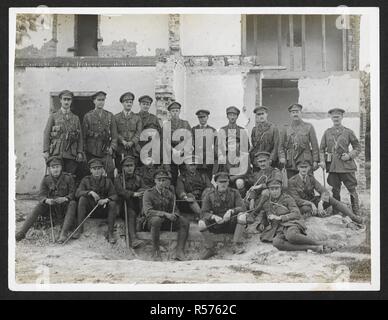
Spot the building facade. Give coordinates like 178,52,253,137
14,13,368,193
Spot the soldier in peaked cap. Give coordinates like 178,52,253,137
114,155,146,248
73,158,118,243
164,101,192,185
199,171,248,259
287,159,364,225
43,89,83,178
319,107,362,216
16,156,77,243
192,109,217,180
114,91,143,170
250,105,280,168
260,176,336,253
82,91,117,179
176,154,213,221
142,168,190,261
244,151,284,231
219,106,249,169
137,95,162,154
278,103,320,179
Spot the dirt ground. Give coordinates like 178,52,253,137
14,195,371,285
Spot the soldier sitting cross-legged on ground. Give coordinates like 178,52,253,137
142,169,190,261
260,176,336,253
16,156,77,244
198,172,249,259
73,158,118,243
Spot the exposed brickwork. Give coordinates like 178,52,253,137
98,39,137,58
348,15,360,71
168,14,180,52
15,39,57,59
357,70,370,192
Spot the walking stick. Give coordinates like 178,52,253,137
167,194,177,259
322,167,327,188
200,208,256,232
48,204,55,243
122,167,137,257
62,204,99,245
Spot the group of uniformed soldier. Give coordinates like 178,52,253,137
16,89,365,261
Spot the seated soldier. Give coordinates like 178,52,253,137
142,169,190,261
215,138,252,198
16,156,77,243
261,176,335,253
198,172,248,259
136,156,171,215
176,155,213,222
73,158,118,243
114,156,145,249
288,159,364,225
245,151,283,231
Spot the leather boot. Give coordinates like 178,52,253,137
128,210,144,248
199,230,216,260
16,203,45,241
329,197,363,224
106,202,117,244
232,223,246,254
331,189,341,215
349,190,361,216
57,202,76,244
151,223,162,261
175,220,189,261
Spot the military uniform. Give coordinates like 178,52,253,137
74,159,118,240
250,121,280,166
279,119,319,178
165,102,192,184
16,157,77,242
142,169,190,260
43,108,83,175
260,177,328,252
287,172,362,223
320,123,361,215
215,152,252,198
82,93,118,178
176,165,213,220
199,172,247,259
114,110,142,163
191,114,217,180
137,95,162,154
114,156,145,247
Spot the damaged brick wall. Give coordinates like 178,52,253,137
348,15,361,71
98,39,138,58
359,70,370,191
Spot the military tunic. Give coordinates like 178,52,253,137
246,166,283,200
176,170,213,200
320,125,360,173
201,187,245,234
114,111,142,158
288,174,330,208
279,120,319,172
138,110,162,133
43,109,83,160
260,193,305,243
82,109,118,158
250,121,280,163
16,172,77,239
114,173,144,218
191,124,217,179
76,175,118,201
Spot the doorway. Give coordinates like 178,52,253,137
51,94,95,124
75,15,98,57
262,79,299,127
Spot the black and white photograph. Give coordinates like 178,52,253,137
8,6,379,291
